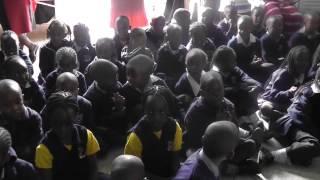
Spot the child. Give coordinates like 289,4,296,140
92,37,126,84
41,72,95,131
261,15,288,67
39,20,72,81
110,155,145,180
228,15,274,83
44,47,87,98
0,127,38,180
218,5,238,40
211,46,262,118
201,7,228,47
0,30,33,75
113,16,130,60
72,23,96,73
259,67,320,166
186,22,216,61
289,12,320,55
251,7,266,39
172,8,191,45
35,92,100,180
175,48,208,108
120,54,167,125
146,15,166,59
261,46,311,112
84,59,126,151
174,121,239,180
0,79,43,163
121,28,154,63
156,24,187,90
4,55,46,112
184,71,263,174
124,87,182,179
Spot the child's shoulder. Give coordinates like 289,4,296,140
25,106,42,121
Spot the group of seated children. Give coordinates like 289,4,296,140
1,4,320,180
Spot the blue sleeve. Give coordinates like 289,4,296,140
288,87,311,127
268,72,294,104
236,67,262,87
78,72,88,96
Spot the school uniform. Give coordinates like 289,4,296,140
125,116,182,178
39,40,72,80
113,33,129,61
261,68,306,111
186,38,216,61
0,50,34,76
272,84,320,165
0,107,43,162
252,26,266,39
184,97,237,149
121,46,154,64
146,27,165,60
173,149,219,180
212,66,262,116
41,95,95,132
72,41,96,73
35,124,100,180
218,19,237,41
175,71,204,98
44,69,87,98
119,75,168,124
1,148,38,180
23,78,46,112
156,43,187,90
206,24,228,47
289,30,320,55
260,33,288,66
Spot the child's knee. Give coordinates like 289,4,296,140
287,140,320,166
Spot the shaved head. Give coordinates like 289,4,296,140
56,72,79,95
200,70,223,92
0,79,22,96
126,54,154,75
202,121,239,159
88,59,118,90
111,155,145,180
200,70,224,107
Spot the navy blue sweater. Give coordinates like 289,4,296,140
260,33,288,65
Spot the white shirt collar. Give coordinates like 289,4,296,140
199,149,220,177
236,33,257,47
311,83,320,94
186,70,205,96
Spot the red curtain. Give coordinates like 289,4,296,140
110,0,148,28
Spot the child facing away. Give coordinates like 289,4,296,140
211,46,263,118
186,22,216,62
120,54,168,125
171,8,191,46
259,67,320,167
41,72,95,132
228,15,275,83
146,15,166,60
174,121,239,180
121,28,153,64
184,71,264,175
156,23,187,90
260,15,288,67
44,47,87,98
260,46,312,112
39,20,72,82
113,16,130,60
0,79,43,163
4,55,46,112
110,155,145,180
218,5,238,40
0,30,33,76
84,60,126,152
175,48,208,109
35,92,100,180
72,23,96,73
124,87,182,179
85,37,127,85
201,7,228,47
0,127,38,180
251,7,266,39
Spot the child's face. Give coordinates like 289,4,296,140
190,29,206,47
2,35,19,57
238,19,253,38
9,65,30,88
186,58,206,77
50,26,67,47
50,107,75,141
74,28,90,47
176,15,191,30
96,73,118,92
294,52,310,74
152,19,165,34
218,54,236,73
201,80,224,107
167,30,182,50
127,70,150,90
116,20,130,37
267,19,283,36
0,90,25,120
145,95,168,131
59,59,77,73
252,9,264,26
58,82,79,96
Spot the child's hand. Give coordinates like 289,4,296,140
289,86,297,93
113,93,126,111
251,56,263,67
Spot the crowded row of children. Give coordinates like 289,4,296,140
0,3,320,180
